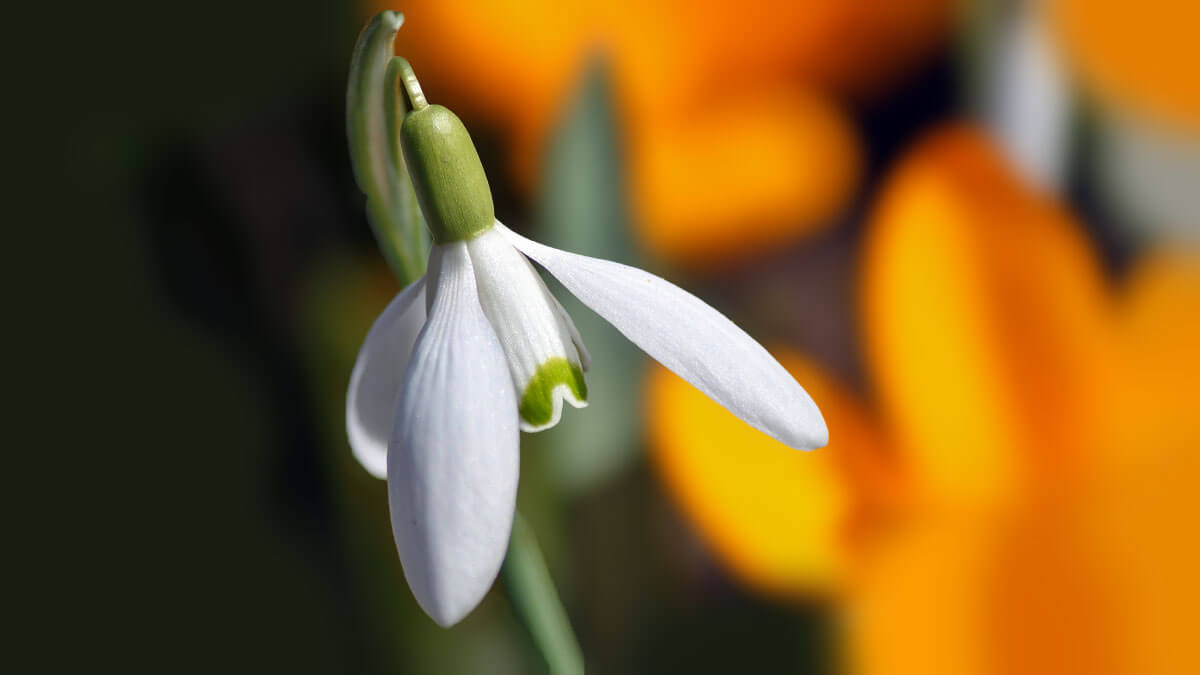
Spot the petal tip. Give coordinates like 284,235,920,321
416,589,479,628
396,501,510,629
781,409,829,452
804,423,830,452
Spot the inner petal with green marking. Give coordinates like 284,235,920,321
466,225,590,433
519,358,588,429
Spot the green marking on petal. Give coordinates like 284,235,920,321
519,358,588,428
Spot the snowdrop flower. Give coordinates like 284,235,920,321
346,58,827,627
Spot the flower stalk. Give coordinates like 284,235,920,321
388,56,428,112
502,515,585,675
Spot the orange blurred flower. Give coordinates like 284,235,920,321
1053,0,1200,127
846,125,1120,675
648,124,1200,673
376,0,954,264
634,90,859,264
860,125,1113,511
1109,251,1200,459
850,245,1200,675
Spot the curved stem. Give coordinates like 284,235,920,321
389,56,428,111
383,57,408,177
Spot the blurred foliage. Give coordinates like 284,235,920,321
529,61,645,494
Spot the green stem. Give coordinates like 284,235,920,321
389,57,428,111
502,513,585,675
383,57,409,179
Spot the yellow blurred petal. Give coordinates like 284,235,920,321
1054,0,1200,128
861,125,1113,510
632,91,861,266
648,349,886,598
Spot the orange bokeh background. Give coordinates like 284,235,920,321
366,2,1200,672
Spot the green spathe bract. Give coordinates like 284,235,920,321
345,13,428,284
519,358,588,428
401,105,495,243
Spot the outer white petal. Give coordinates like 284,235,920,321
346,277,426,479
387,242,519,627
497,222,827,450
467,226,588,433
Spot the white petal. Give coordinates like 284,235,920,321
467,226,588,433
387,242,519,627
346,277,427,479
498,222,827,450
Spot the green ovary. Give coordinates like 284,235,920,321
519,358,588,427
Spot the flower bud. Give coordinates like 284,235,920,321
401,104,496,243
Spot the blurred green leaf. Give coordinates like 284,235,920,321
1095,105,1200,244
535,60,645,493
346,11,428,285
